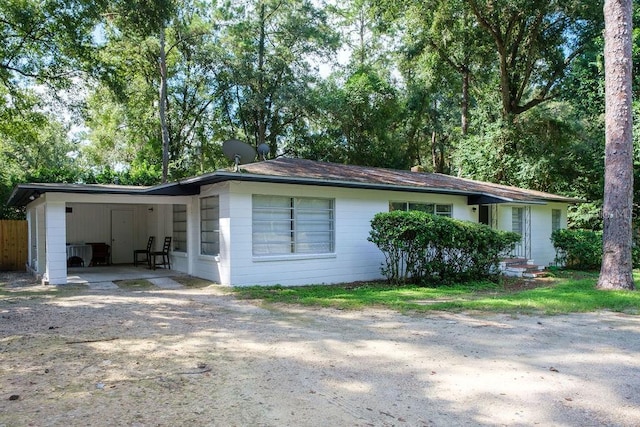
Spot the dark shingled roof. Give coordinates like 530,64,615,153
235,158,580,204
7,158,581,207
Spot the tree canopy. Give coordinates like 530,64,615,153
0,0,633,243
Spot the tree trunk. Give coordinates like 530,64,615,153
461,68,469,136
159,28,171,183
431,130,438,171
598,0,635,290
257,2,267,146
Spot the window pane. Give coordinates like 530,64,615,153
200,196,219,255
408,202,434,213
297,198,332,209
254,195,291,208
552,209,561,232
253,195,334,255
435,205,452,217
512,207,524,235
173,204,187,253
389,202,407,211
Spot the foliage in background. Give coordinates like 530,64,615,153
0,0,638,230
368,211,520,284
551,229,640,270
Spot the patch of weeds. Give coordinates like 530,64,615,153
114,279,154,290
56,284,89,292
171,276,216,288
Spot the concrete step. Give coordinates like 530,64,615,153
500,258,546,278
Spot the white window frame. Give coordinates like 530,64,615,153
172,204,187,253
252,195,335,256
389,201,453,217
200,196,219,256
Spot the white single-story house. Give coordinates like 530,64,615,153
7,158,579,286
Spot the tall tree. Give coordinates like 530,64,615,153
598,0,634,290
465,0,602,120
0,0,105,94
389,0,492,136
216,0,338,157
86,0,227,180
107,0,176,182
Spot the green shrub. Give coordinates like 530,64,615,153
368,211,520,284
552,228,640,269
551,229,602,269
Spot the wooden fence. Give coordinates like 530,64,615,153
0,220,28,271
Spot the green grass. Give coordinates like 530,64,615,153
232,270,640,315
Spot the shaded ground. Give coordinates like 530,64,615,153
1,271,639,426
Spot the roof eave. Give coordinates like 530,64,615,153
7,169,585,207
198,171,482,197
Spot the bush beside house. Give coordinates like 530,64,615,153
551,229,640,270
369,211,520,285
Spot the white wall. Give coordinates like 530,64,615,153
44,200,67,284
31,186,567,286
530,203,566,266
180,183,227,284
494,203,567,266
222,182,474,286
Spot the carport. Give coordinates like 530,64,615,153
7,183,193,285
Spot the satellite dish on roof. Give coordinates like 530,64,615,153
222,139,256,171
257,143,270,160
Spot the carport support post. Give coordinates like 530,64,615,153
43,201,67,285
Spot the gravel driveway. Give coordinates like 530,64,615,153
1,273,639,426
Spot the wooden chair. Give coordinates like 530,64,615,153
151,237,172,270
67,256,84,268
88,243,111,266
134,236,155,267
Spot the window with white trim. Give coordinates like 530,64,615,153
552,209,562,232
252,195,334,256
200,196,219,256
172,204,187,252
389,201,453,217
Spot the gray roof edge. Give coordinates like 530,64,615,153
196,171,581,204
198,171,481,197
7,168,583,207
7,183,155,207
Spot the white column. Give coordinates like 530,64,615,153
43,201,67,285
218,192,232,286
187,200,196,276
36,204,46,275
26,208,33,270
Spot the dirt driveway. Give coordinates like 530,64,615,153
1,272,640,426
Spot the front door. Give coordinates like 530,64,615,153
111,210,134,264
479,205,490,226
511,206,530,259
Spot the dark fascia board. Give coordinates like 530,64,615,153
466,194,547,206
7,183,156,207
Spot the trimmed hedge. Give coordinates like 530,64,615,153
368,211,520,284
551,228,640,269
